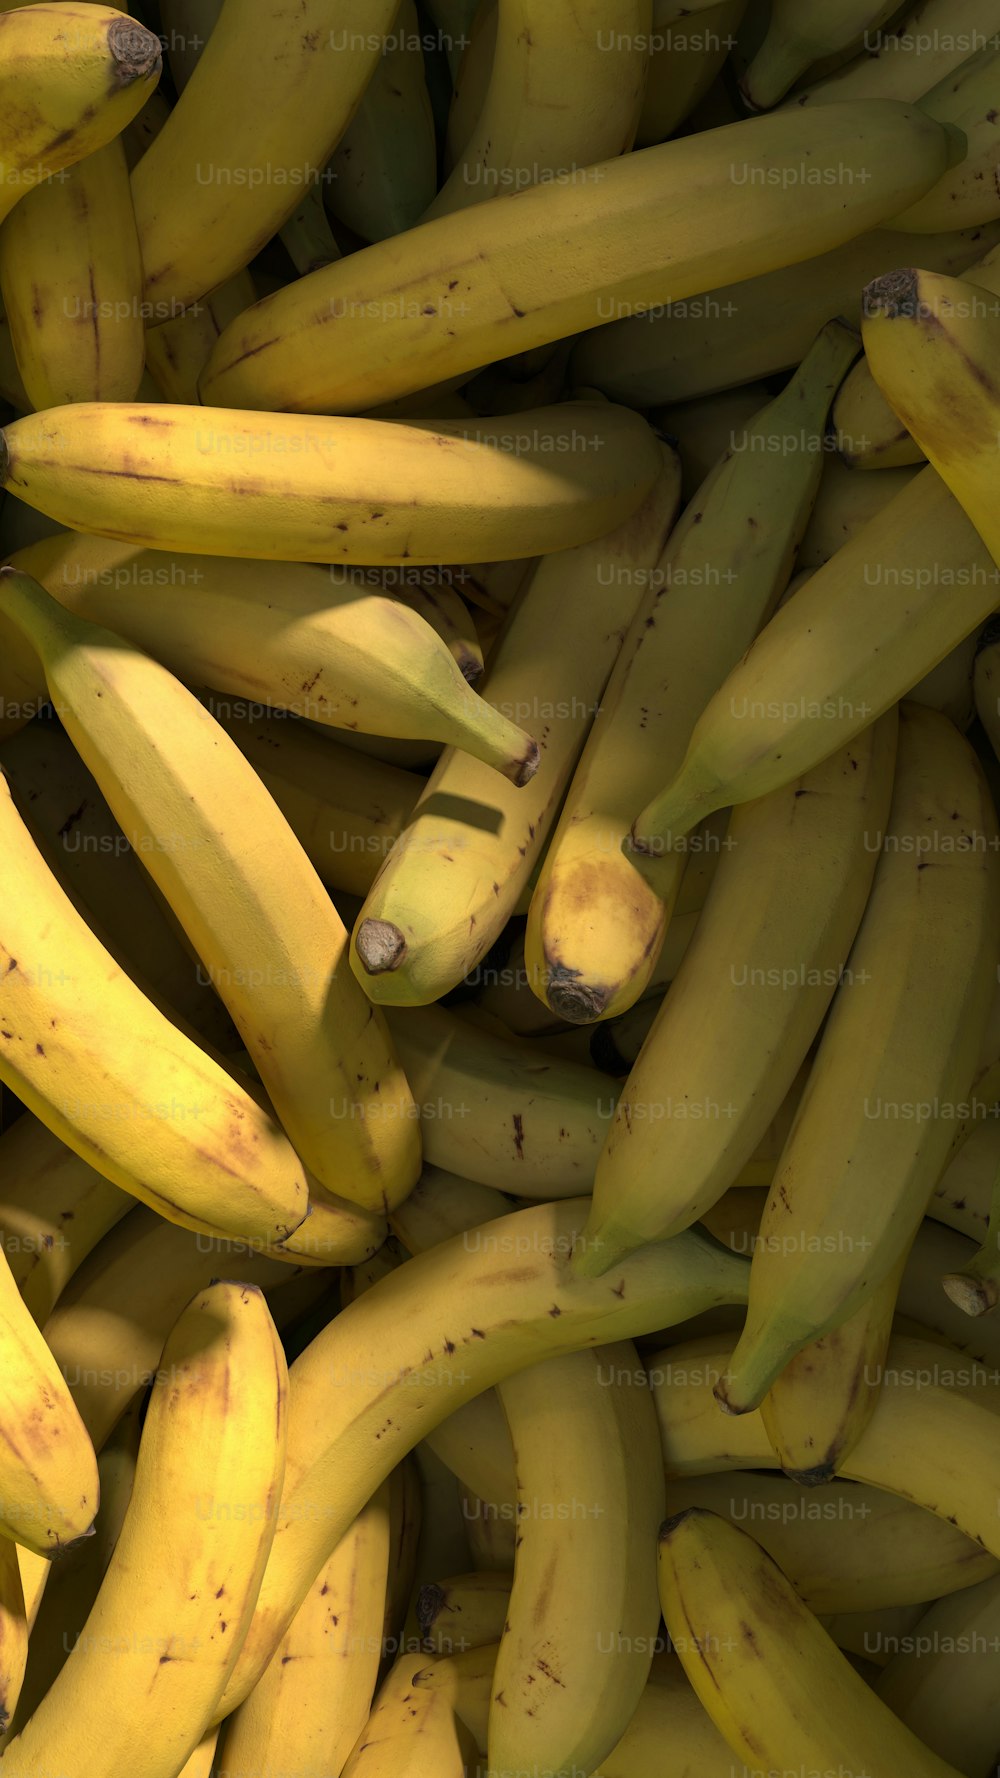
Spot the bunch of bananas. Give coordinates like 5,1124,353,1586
4,1,1000,1775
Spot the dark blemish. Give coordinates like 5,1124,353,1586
513,1113,525,1159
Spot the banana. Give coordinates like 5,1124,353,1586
574,712,896,1271
425,0,650,220
717,705,1000,1413
383,1456,422,1658
0,141,144,408
2,574,421,1214
382,1004,618,1193
199,101,960,414
635,0,747,146
570,219,1000,405
213,1200,749,1717
375,570,483,684
390,1165,515,1252
130,1,398,311
0,767,309,1245
657,1508,965,1778
527,321,860,1027
445,0,496,164
122,85,172,169
489,1339,665,1778
659,1470,998,1612
327,0,437,240
215,1485,393,1778
278,182,342,275
0,5,160,227
206,703,422,898
156,0,221,91
890,43,1000,233
940,1162,1000,1314
0,1541,25,1738
178,1731,219,1778
875,1571,1000,1775
789,0,1000,107
3,535,536,779
0,399,663,564
43,1203,333,1451
628,467,1000,852
144,269,258,403
405,1445,475,1628
0,1112,132,1325
653,381,771,498
1,1281,288,1778
350,453,681,1004
741,0,902,109
417,1571,510,1654
833,352,928,468
340,1645,480,1777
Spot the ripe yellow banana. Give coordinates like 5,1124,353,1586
660,1469,998,1612
3,574,421,1213
1,1281,288,1778
657,1508,965,1778
635,0,747,146
328,0,437,239
417,1570,510,1654
0,141,144,408
130,0,397,311
0,765,309,1246
569,218,1000,405
199,100,961,414
833,353,928,468
489,1340,664,1778
350,453,680,1005
0,1540,25,1738
3,535,536,781
0,5,160,227
527,320,861,1027
717,705,1000,1412
340,1645,480,1777
144,268,257,402
741,0,901,109
891,42,1000,231
378,570,483,684
425,0,650,220
629,466,1000,852
214,1200,749,1718
789,0,1000,107
875,1571,1000,1775
575,712,896,1272
215,1486,392,1778
0,400,662,564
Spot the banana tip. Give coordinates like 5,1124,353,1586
508,739,540,788
862,268,920,322
356,918,407,975
108,14,162,81
941,1271,997,1317
659,1505,713,1540
544,967,608,1025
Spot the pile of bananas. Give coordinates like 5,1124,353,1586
6,0,1000,1774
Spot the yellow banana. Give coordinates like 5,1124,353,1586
417,1570,510,1654
741,0,902,109
653,380,770,497
2,574,421,1213
0,1541,25,1738
657,1508,965,1778
569,218,1000,405
875,1571,1000,1775
0,399,663,564
0,766,309,1245
350,452,680,1004
130,0,398,310
0,140,144,408
199,100,960,414
3,534,537,780
659,1469,998,1612
2,1281,288,1778
717,705,1000,1412
328,0,437,240
797,455,921,563
574,712,897,1272
214,1200,749,1718
0,5,160,227
340,1645,479,1777
383,1456,422,1658
425,0,651,220
789,0,1000,107
489,1340,665,1778
0,1112,132,1325
389,1165,515,1252
635,0,748,146
833,352,928,467
373,569,483,684
144,268,258,403
892,42,1000,231
215,1485,393,1778
528,320,861,1027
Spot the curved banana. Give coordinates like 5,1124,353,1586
0,140,144,407
0,766,308,1246
569,219,1000,406
876,1571,1000,1774
214,1200,749,1718
382,1005,618,1193
0,5,160,228
660,1469,998,1612
43,1203,331,1451
3,575,421,1213
130,0,397,310
1,1281,288,1778
832,352,927,468
789,0,1000,107
417,1570,510,1654
199,101,959,414
389,1165,515,1252
490,1340,665,1778
215,1485,392,1778
425,0,650,220
629,468,999,852
378,572,483,684
574,711,896,1272
717,706,1000,1412
328,0,437,240
742,0,901,109
890,43,1000,232
636,0,747,146
528,320,861,1027
4,535,535,781
657,1509,965,1778
350,453,679,1004
144,268,257,403
340,1645,479,1777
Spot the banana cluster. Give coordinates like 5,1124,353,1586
1,2,1000,1776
